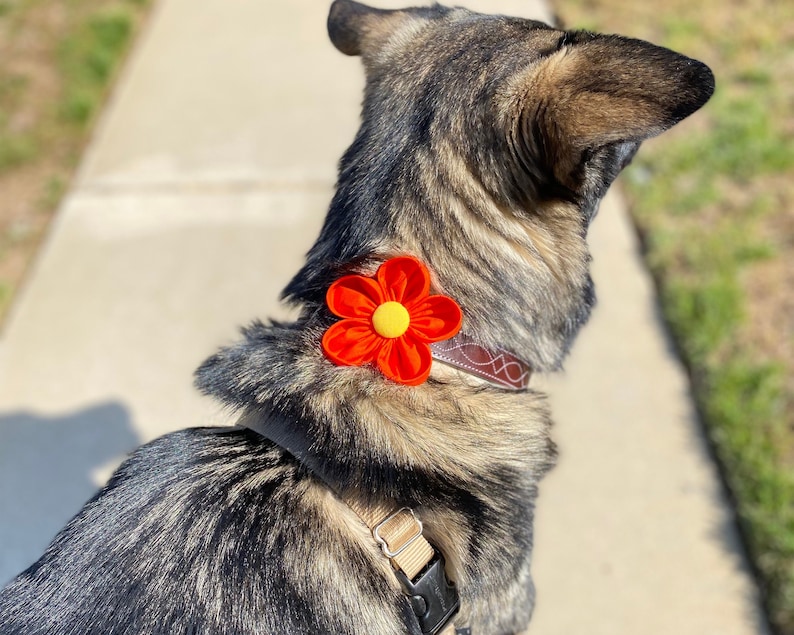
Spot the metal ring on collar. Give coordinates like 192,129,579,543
372,507,424,558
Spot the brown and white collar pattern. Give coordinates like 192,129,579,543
430,333,532,391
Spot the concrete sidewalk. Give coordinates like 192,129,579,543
0,0,769,632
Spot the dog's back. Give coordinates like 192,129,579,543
0,427,421,634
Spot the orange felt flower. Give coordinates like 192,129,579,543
322,256,463,386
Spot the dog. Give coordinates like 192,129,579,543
0,1,713,633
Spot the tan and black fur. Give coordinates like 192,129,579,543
0,2,714,634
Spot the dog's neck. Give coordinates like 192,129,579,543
196,319,556,504
283,154,596,374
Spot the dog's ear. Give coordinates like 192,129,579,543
328,0,410,57
523,32,714,198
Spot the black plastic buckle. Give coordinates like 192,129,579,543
397,555,460,635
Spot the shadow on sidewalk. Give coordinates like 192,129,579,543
0,402,140,584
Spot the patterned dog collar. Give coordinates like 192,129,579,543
431,333,532,391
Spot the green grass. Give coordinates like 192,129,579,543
0,2,143,176
0,280,9,307
0,75,36,169
0,133,36,170
58,10,135,126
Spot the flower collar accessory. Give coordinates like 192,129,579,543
321,256,463,386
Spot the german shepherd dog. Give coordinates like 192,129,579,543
0,2,713,633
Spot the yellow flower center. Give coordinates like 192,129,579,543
371,301,410,339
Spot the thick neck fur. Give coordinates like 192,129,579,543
196,321,556,498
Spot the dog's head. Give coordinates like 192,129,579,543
327,0,712,213
284,1,713,370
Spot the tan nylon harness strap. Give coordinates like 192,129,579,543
346,500,436,581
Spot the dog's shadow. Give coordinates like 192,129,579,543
0,402,140,584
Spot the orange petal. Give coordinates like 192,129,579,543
377,256,430,305
322,319,382,366
408,295,463,343
326,275,384,319
376,333,433,386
